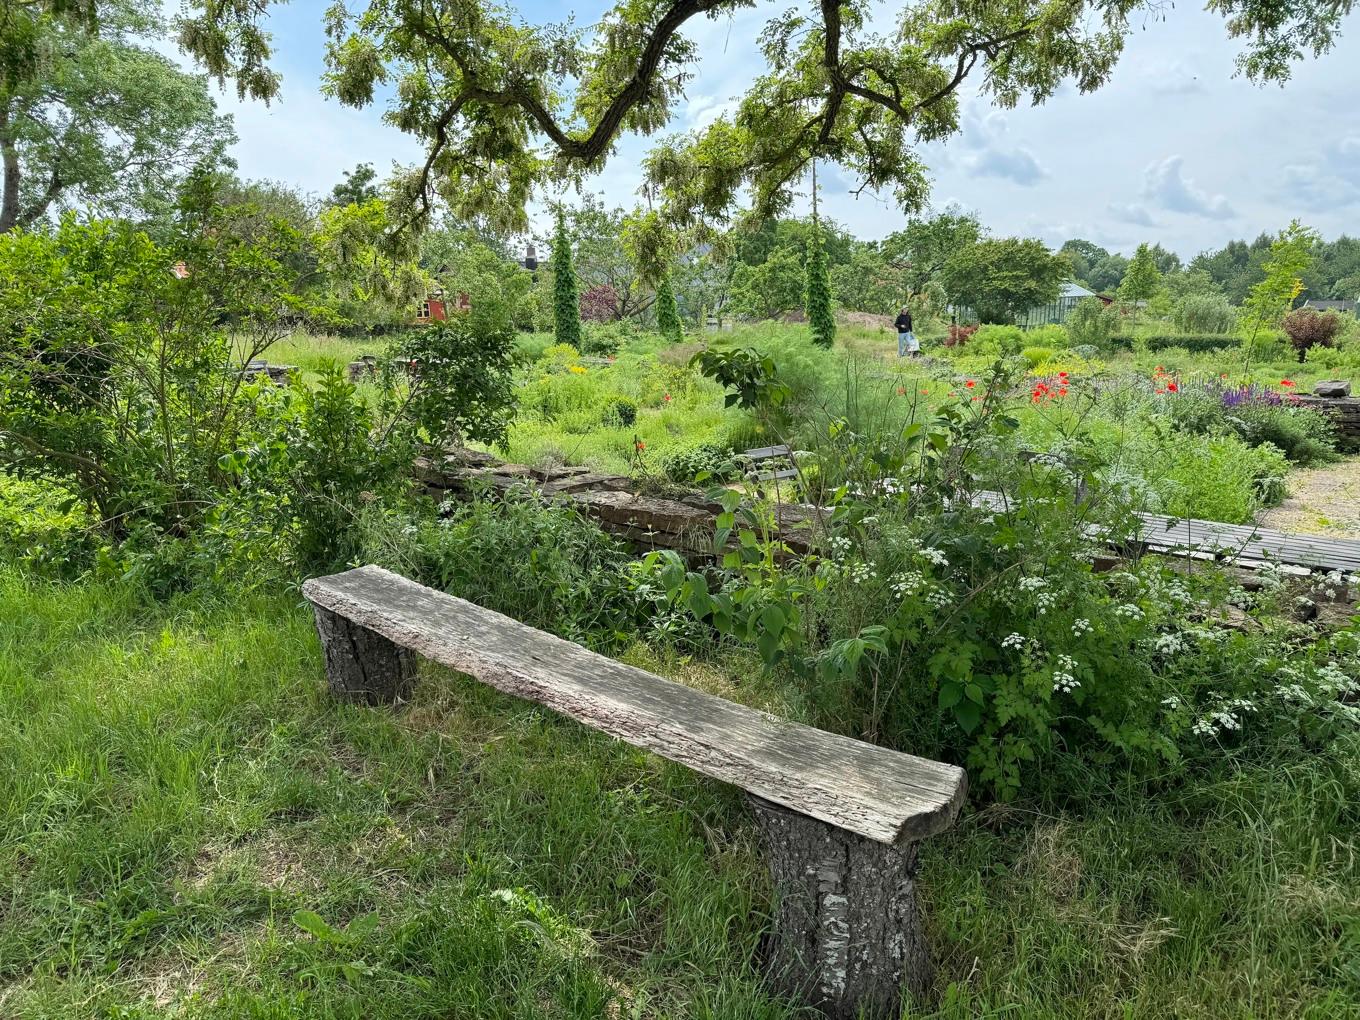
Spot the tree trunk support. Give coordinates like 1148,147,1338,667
749,796,932,1019
311,604,417,704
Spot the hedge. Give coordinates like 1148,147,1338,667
1109,334,1241,353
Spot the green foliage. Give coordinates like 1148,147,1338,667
0,214,307,540
600,395,638,429
1060,297,1115,350
386,317,517,452
1118,243,1164,306
362,493,639,646
1109,333,1243,353
691,347,790,411
942,237,1068,324
658,441,740,484
1174,292,1237,333
881,208,982,299
1243,220,1318,345
0,2,234,233
550,210,581,348
655,275,683,343
805,227,836,348
728,244,804,320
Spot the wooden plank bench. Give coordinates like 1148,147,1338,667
303,565,966,1018
740,444,799,483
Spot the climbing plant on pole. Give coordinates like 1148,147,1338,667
551,209,581,348
655,275,682,342
806,229,835,348
805,165,835,348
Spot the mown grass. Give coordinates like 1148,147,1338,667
3,567,1359,1018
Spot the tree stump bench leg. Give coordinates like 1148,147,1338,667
311,605,417,704
750,796,932,1019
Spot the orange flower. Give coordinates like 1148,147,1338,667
896,386,906,396
635,440,646,451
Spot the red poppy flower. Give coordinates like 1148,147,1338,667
920,389,930,395
1155,388,1166,395
663,393,672,402
965,379,976,389
1280,379,1295,387
896,386,906,396
635,440,646,451
1058,386,1069,396
1167,381,1178,393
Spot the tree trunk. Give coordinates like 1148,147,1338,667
749,796,933,1019
311,604,417,704
0,102,20,233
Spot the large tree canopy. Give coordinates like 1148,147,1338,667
10,0,1353,233
0,1,233,232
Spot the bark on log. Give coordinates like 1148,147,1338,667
312,604,417,704
750,796,932,1019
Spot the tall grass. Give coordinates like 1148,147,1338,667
2,567,1357,1016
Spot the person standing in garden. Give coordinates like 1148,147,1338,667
895,306,918,357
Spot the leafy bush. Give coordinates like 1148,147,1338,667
1174,292,1236,334
600,395,638,428
1066,297,1118,348
0,215,305,545
1225,403,1337,466
966,325,1026,356
580,319,637,357
659,441,739,483
361,492,639,647
386,315,517,451
1109,334,1242,353
1282,308,1344,362
1022,346,1054,369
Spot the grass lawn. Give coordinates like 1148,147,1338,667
3,568,1358,1018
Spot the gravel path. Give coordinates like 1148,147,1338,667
1258,456,1360,539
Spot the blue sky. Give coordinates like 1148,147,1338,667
197,1,1359,259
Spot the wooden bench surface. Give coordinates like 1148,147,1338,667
741,444,793,461
303,565,966,845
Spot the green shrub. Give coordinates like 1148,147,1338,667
1022,346,1054,369
1174,293,1237,334
600,395,638,428
1066,297,1119,348
1159,435,1290,521
659,441,739,483
1023,323,1069,348
967,325,1026,356
1110,334,1241,353
1225,403,1337,466
580,320,637,357
361,493,638,647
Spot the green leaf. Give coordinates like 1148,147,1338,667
955,699,982,734
939,683,963,709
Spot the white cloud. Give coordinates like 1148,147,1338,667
1108,202,1159,227
1140,155,1236,219
949,107,1048,186
1142,59,1206,95
1278,136,1360,211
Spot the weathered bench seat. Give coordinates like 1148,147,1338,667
303,565,966,1018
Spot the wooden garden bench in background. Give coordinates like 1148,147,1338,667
739,444,799,483
303,565,967,1019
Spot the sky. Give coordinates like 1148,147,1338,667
189,0,1360,261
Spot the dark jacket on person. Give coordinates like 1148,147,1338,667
894,312,913,333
